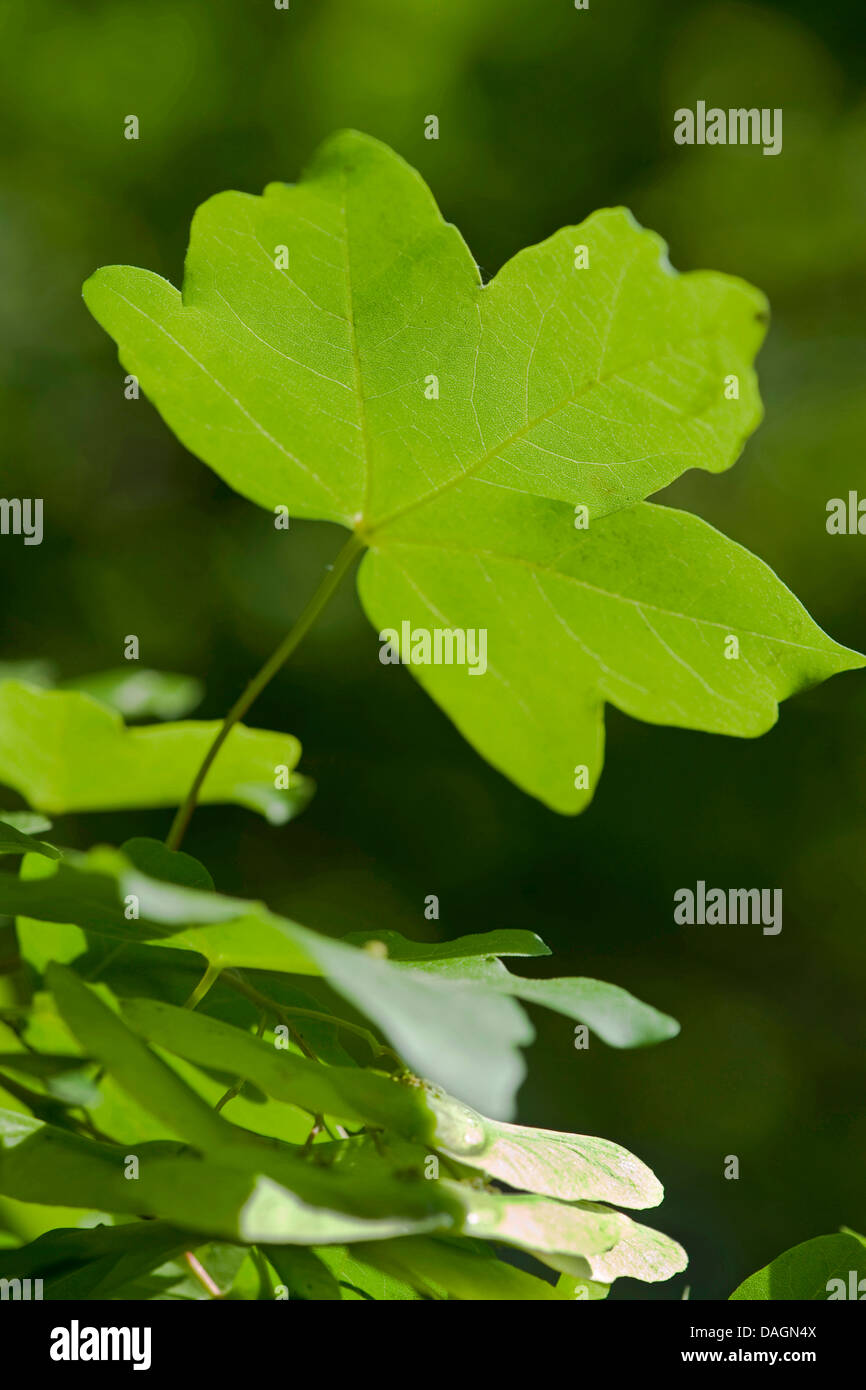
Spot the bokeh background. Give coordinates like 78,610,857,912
1,0,864,1298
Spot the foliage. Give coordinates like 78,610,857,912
0,131,858,1300
730,1230,866,1301
0,786,685,1297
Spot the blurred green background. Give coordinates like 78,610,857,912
1,0,864,1298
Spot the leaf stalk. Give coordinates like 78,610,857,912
166,531,363,851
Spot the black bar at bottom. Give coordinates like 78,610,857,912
0,1295,860,1376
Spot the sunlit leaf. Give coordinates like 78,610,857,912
446,1184,625,1258
0,680,305,823
540,1202,687,1284
315,1244,423,1301
426,1087,663,1208
83,129,862,811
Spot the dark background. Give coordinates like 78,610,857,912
1,0,864,1298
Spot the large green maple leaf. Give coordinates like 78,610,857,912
83,131,862,812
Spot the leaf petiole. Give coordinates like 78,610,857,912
166,531,363,851
222,969,402,1064
183,962,222,1010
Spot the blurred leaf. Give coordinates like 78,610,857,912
0,1052,101,1109
0,680,305,823
0,661,56,687
641,6,866,294
14,852,87,974
0,1190,101,1246
0,814,59,860
0,812,52,836
0,662,203,722
730,1233,866,1301
121,837,214,892
59,668,204,721
0,1053,94,1079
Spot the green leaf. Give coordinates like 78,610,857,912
264,1244,341,1301
539,1203,688,1284
83,129,862,813
0,1192,101,1247
350,928,678,1047
491,973,678,1048
555,1272,610,1301
120,996,437,1140
46,964,235,1151
0,1053,95,1079
121,837,215,892
0,662,204,721
146,1243,250,1300
0,848,530,1116
13,852,89,974
0,661,55,687
122,996,667,1222
0,814,60,861
358,496,863,812
352,1235,565,1301
0,1220,192,1299
0,1051,101,1109
426,1087,663,1208
5,988,170,1140
344,928,550,962
730,1233,866,1301
445,1185,625,1258
0,1109,459,1245
0,680,305,823
83,132,763,531
315,1244,424,1301
2,849,676,1119
58,668,204,721
0,812,52,836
